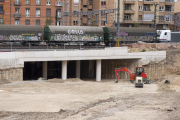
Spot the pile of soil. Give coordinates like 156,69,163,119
46,78,64,83
0,79,11,85
66,78,82,82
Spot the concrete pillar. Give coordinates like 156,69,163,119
76,60,81,78
96,60,101,82
62,61,67,80
42,61,47,80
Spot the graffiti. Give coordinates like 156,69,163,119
0,35,6,41
115,36,154,41
0,35,39,41
51,34,102,41
117,32,128,36
67,30,84,35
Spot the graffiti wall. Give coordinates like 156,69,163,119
0,34,40,41
113,36,154,42
50,34,103,42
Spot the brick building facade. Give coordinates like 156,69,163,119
0,0,11,25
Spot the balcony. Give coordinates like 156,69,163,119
143,0,154,4
124,0,135,4
14,1,21,5
56,2,63,6
36,14,40,17
0,10,4,14
124,19,135,23
57,15,62,18
143,9,154,14
14,13,21,18
36,1,40,5
124,9,135,14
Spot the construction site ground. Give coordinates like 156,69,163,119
0,78,180,120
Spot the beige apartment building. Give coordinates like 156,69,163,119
114,0,174,30
79,0,114,27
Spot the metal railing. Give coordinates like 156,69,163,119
124,0,135,1
14,13,21,18
56,2,62,6
124,19,132,21
143,9,151,11
144,0,154,1
165,0,175,2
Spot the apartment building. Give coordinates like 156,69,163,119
0,0,11,25
80,0,114,27
114,0,174,30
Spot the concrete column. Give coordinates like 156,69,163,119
96,60,101,82
62,61,67,80
42,61,47,80
76,60,81,78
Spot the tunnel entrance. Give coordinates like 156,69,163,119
67,61,76,78
80,60,96,81
23,62,42,81
48,61,62,79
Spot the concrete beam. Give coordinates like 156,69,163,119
76,60,81,78
42,61,47,80
96,60,101,82
62,61,67,80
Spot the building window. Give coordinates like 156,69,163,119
26,0,30,5
139,5,142,11
46,8,51,17
47,0,51,5
124,15,130,20
165,15,173,22
15,0,20,4
36,20,40,25
36,8,40,17
88,19,92,25
57,9,61,17
83,15,87,17
101,0,106,6
73,20,78,26
124,4,130,10
26,8,30,17
159,6,164,11
89,0,92,5
0,18,3,24
0,6,3,14
36,0,40,5
101,20,106,26
57,20,61,26
159,16,164,22
56,0,61,6
15,8,20,14
15,19,19,25
25,20,30,25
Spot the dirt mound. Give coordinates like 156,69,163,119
0,79,11,85
46,78,64,83
66,78,82,82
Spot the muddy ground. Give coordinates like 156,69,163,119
0,78,180,120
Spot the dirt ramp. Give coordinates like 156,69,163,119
0,79,11,85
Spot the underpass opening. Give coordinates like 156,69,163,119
80,60,96,81
48,61,62,79
23,62,42,81
67,61,76,78
101,59,141,80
